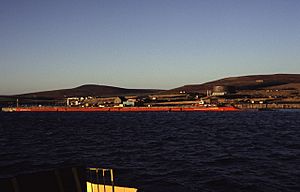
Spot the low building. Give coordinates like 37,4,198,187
66,97,80,106
148,94,189,102
92,97,123,107
123,101,135,107
67,96,124,107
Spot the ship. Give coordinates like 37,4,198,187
2,106,239,112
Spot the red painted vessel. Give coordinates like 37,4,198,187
5,106,240,112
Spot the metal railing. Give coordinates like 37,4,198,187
86,168,115,192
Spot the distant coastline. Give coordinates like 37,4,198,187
1,74,300,109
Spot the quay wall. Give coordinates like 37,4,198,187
2,104,300,112
235,103,300,109
1,106,238,112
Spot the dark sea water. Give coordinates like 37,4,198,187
0,111,299,192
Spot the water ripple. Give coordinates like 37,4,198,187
0,111,299,191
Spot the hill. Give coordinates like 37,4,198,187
4,74,300,100
16,85,163,99
167,74,300,94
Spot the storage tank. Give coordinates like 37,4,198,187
213,85,228,93
212,85,235,96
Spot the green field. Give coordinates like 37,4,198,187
0,97,16,102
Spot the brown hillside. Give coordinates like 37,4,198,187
17,84,163,99
9,74,300,99
167,74,300,94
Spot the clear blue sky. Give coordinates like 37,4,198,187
1,0,300,94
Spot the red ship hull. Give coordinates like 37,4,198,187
11,106,240,112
